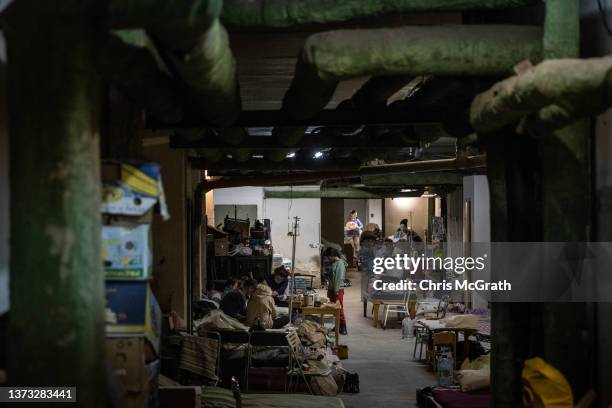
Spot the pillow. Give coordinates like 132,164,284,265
457,368,490,392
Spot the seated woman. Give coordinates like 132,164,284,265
220,278,257,319
246,284,290,329
265,266,289,306
360,223,381,243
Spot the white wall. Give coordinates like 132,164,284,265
212,187,264,219
212,186,322,276
462,176,490,309
366,199,383,229
463,175,491,243
384,197,429,237
263,198,321,275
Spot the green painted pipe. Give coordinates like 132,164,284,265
222,0,540,28
152,19,241,127
96,30,184,124
470,57,612,133
110,0,240,127
283,25,543,120
6,4,106,405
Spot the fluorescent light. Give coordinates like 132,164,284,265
252,154,264,159
421,192,436,198
286,152,296,158
313,151,323,159
226,154,233,159
401,188,417,193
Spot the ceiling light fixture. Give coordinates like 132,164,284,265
401,188,417,193
286,152,296,158
313,151,324,159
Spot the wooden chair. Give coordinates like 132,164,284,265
431,331,457,371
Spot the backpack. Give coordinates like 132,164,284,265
343,372,360,393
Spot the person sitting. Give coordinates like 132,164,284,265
360,223,381,243
246,283,289,329
265,266,289,306
393,219,409,242
222,277,239,298
392,219,423,242
220,277,257,319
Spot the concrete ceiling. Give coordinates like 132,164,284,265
229,12,462,111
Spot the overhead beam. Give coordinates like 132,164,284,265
362,171,465,186
198,157,485,192
264,188,412,198
221,0,539,28
196,157,362,173
148,108,445,129
171,130,418,149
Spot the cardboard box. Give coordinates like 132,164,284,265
214,237,229,256
105,281,161,357
159,386,201,408
106,337,159,408
101,161,169,220
102,224,152,280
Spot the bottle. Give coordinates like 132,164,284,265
437,347,454,387
402,316,414,339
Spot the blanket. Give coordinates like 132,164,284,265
201,386,345,408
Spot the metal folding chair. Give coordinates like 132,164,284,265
413,326,430,361
285,330,330,394
382,288,412,329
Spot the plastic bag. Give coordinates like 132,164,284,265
522,357,573,408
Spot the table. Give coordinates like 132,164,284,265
300,304,341,346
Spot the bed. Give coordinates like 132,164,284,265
202,386,345,408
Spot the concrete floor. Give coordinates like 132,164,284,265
338,270,435,408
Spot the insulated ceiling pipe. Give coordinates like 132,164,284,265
96,30,185,125
470,56,612,133
221,0,540,28
282,25,543,121
109,0,241,127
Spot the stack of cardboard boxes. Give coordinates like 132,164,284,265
101,162,169,408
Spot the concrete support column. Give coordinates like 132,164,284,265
6,3,105,406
